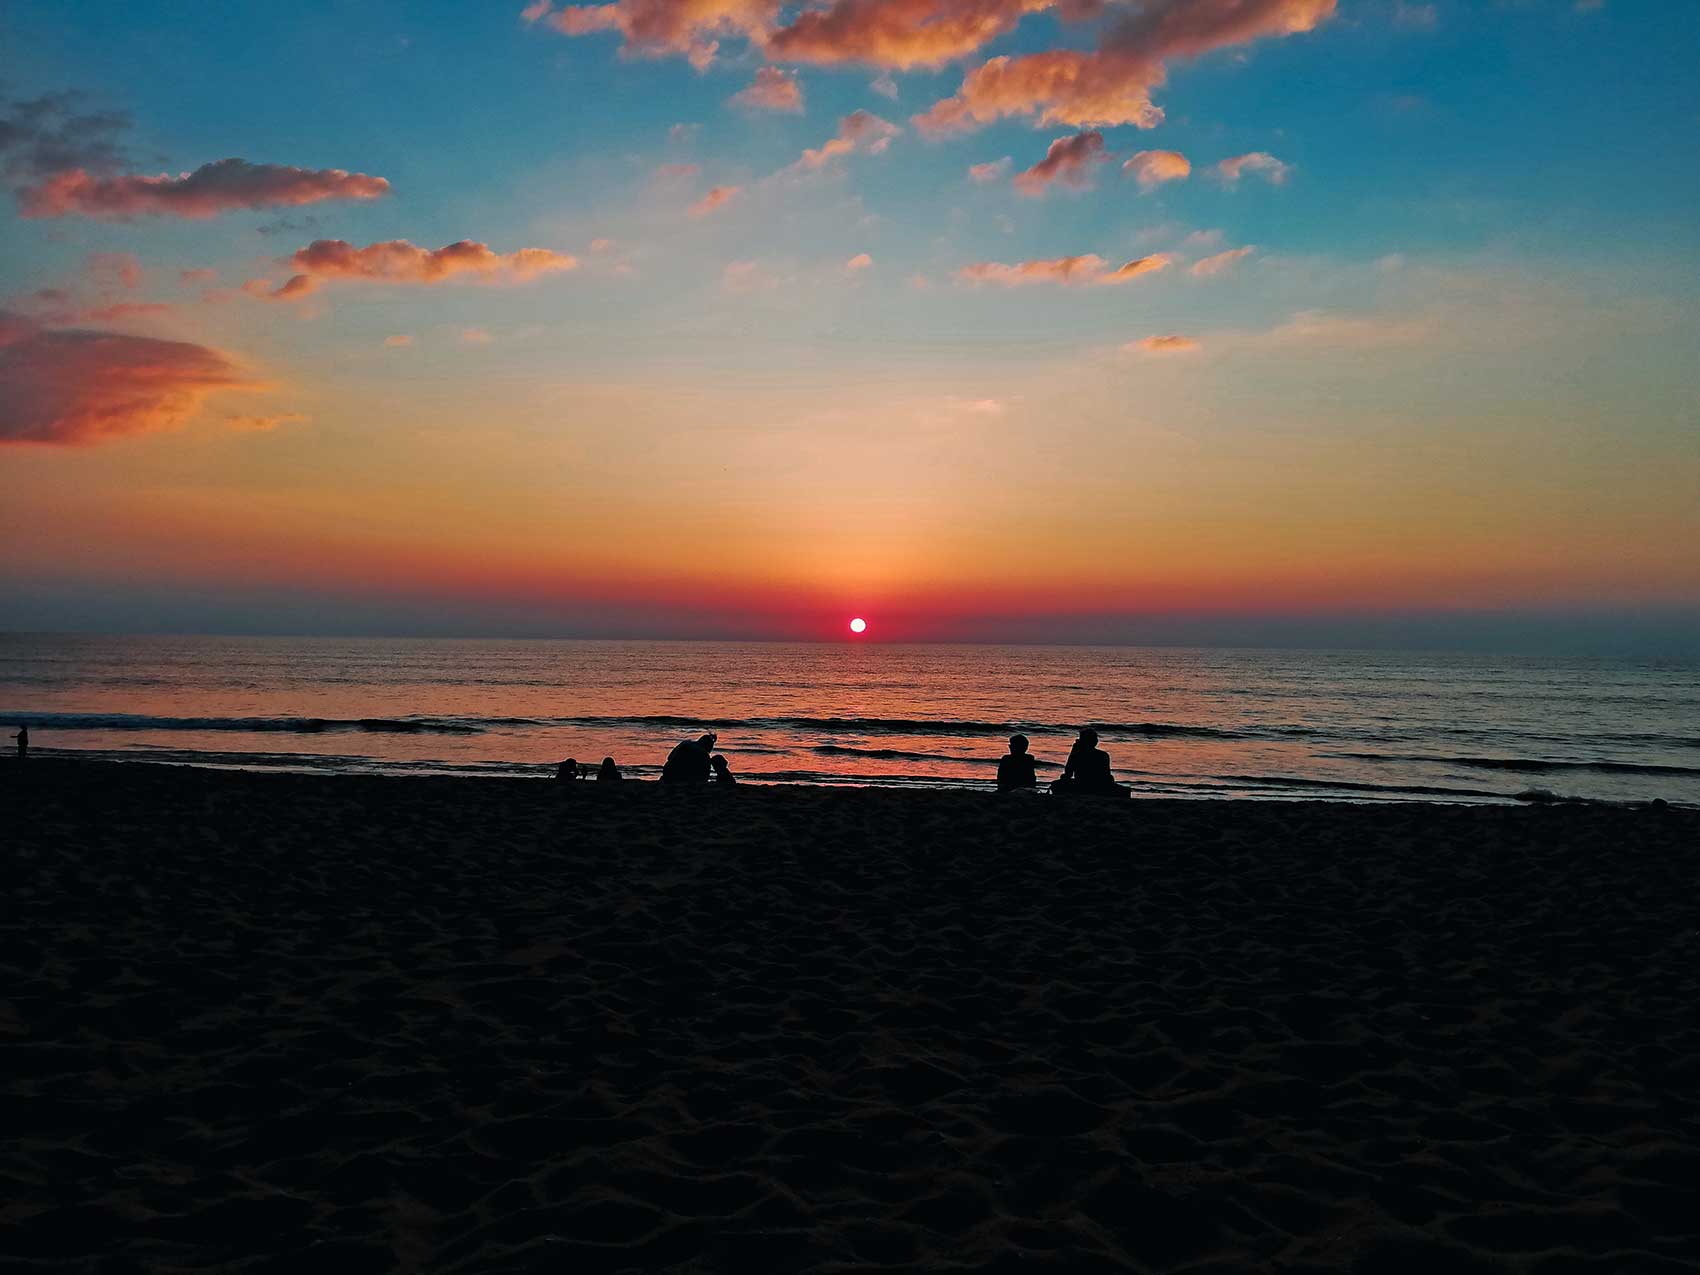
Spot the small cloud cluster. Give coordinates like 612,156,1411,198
523,0,778,70
957,252,1171,286
1122,148,1190,190
730,66,804,113
1216,151,1290,184
258,239,578,300
796,110,899,170
1128,334,1200,353
967,157,1011,183
1190,244,1255,276
0,310,259,445
689,184,741,216
1013,130,1108,196
19,157,390,219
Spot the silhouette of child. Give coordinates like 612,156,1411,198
597,757,622,781
997,733,1038,792
711,754,736,786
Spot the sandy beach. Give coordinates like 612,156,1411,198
3,759,1697,1272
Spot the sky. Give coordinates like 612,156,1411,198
1,0,1697,651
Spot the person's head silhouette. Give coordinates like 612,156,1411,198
1078,728,1099,747
1008,733,1029,755
698,732,717,750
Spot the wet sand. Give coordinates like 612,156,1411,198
3,759,1697,1272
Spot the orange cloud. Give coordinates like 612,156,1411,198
768,0,1047,70
846,252,874,271
1122,148,1189,189
957,254,1105,285
0,311,259,445
225,412,308,430
19,158,390,219
259,239,578,298
1101,252,1172,283
967,157,1011,182
730,66,804,112
689,184,741,215
796,110,900,169
916,0,1334,134
1216,151,1290,184
1129,334,1199,353
1190,245,1254,276
1013,129,1107,195
81,301,173,322
525,0,778,69
383,334,414,347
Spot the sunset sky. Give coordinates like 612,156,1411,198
2,0,1696,648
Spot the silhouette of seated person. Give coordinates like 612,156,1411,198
556,757,580,781
597,757,622,781
1053,728,1125,796
661,732,717,784
997,734,1038,792
711,754,737,787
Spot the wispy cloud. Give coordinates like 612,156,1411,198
1216,151,1291,185
957,252,1170,286
689,184,741,216
1127,334,1200,353
19,158,390,219
255,239,577,299
1190,245,1255,276
1122,148,1190,190
846,252,874,271
730,66,804,112
0,310,260,445
968,157,1011,183
795,110,899,170
1013,130,1108,196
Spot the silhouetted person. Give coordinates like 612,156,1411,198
662,732,716,784
997,733,1037,792
557,757,580,781
1054,728,1125,796
597,757,622,781
13,725,26,761
711,754,737,787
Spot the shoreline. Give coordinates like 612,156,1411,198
6,759,1698,1270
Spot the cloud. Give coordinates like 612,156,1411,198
1216,151,1290,184
956,252,1169,287
80,301,173,322
18,158,390,219
1013,129,1108,195
0,311,259,445
871,72,900,99
767,0,1043,70
796,110,899,169
0,91,131,182
590,237,617,252
730,66,804,112
524,0,778,69
968,157,1011,182
689,184,741,215
180,267,218,285
87,251,143,290
1128,333,1199,353
259,239,578,297
846,252,874,271
225,412,308,431
721,260,778,293
459,328,494,345
1255,308,1437,349
1190,244,1254,276
1122,148,1189,189
1182,227,1223,249
384,334,414,347
915,0,1335,134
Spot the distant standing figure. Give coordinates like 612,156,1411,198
661,732,717,784
13,724,26,761
711,754,737,787
597,757,623,782
997,733,1038,792
1054,728,1125,797
557,757,580,781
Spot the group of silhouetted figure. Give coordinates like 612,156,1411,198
556,726,1126,796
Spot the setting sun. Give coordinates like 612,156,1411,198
849,617,867,635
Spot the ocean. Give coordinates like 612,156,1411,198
2,633,1697,806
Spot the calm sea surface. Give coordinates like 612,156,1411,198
2,634,1697,806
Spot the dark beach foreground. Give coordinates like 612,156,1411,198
3,761,1697,1273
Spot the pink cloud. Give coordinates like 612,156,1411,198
846,252,874,271
730,66,804,112
957,252,1171,286
1013,129,1108,196
916,0,1335,134
1101,252,1172,283
1190,245,1254,276
460,328,494,345
258,239,578,298
767,0,1043,70
0,310,260,445
1216,151,1291,184
19,158,390,219
383,334,414,347
1122,148,1189,189
1128,333,1199,353
590,237,617,252
525,0,778,69
968,157,1011,182
689,185,741,216
796,110,900,169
